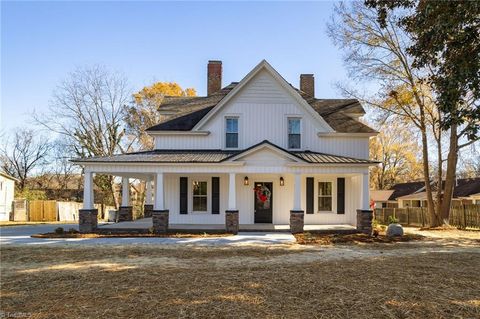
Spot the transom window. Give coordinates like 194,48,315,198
192,181,208,211
318,181,332,211
288,118,301,149
225,118,239,148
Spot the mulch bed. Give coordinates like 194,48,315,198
32,232,232,239
295,232,425,245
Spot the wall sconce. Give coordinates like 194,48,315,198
279,177,285,186
244,176,249,186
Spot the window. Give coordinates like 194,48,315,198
226,118,238,148
192,181,208,211
318,181,332,211
288,118,301,149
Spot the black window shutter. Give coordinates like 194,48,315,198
211,177,220,214
337,177,345,214
179,177,188,214
306,177,314,214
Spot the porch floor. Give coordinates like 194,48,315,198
99,218,356,232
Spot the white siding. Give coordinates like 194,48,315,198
0,176,15,221
162,173,362,226
154,69,370,159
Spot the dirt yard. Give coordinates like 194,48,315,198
1,230,479,318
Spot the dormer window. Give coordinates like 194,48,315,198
225,117,239,148
288,118,301,149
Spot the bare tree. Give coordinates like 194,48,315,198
0,128,52,190
328,2,445,225
34,65,132,207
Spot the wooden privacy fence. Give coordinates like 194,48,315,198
374,204,480,229
29,200,57,221
11,200,116,222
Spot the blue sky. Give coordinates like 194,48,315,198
1,1,348,133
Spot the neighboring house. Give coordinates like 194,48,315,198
0,172,18,221
370,190,395,209
73,60,379,232
374,178,480,208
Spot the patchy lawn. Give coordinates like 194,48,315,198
1,245,479,318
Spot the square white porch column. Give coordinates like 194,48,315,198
121,177,130,207
145,176,153,205
154,172,165,210
228,173,236,210
293,173,302,211
83,171,94,209
361,172,370,210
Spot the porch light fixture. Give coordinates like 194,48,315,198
244,176,249,186
279,177,285,186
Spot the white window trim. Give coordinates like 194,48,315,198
315,177,336,214
224,115,241,150
188,177,210,214
286,116,303,150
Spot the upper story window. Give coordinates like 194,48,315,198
288,118,301,149
225,117,239,148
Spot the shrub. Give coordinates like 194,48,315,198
388,216,399,224
54,227,64,235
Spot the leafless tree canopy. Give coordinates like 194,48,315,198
0,129,52,190
36,65,131,158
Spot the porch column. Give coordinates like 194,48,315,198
79,170,98,233
83,171,93,209
152,172,169,233
144,176,153,217
225,173,239,234
357,172,373,235
290,173,304,233
118,177,133,222
361,172,370,210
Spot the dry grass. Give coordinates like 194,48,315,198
1,245,479,318
295,232,424,245
0,221,76,227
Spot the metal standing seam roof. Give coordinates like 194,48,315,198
72,146,378,165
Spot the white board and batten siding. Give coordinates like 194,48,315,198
162,173,360,226
0,176,15,221
154,69,369,159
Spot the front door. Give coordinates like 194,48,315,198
254,182,273,223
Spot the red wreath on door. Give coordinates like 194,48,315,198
253,185,271,203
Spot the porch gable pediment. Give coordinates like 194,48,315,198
223,141,305,165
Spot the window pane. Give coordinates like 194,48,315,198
288,134,301,149
319,182,332,196
193,197,207,211
288,119,300,134
318,197,332,211
226,133,238,148
226,118,238,133
193,181,207,196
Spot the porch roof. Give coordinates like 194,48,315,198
71,140,378,165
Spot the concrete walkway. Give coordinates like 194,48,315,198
0,224,295,246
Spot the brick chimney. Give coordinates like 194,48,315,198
207,60,222,95
300,74,315,98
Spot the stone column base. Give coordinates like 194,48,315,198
144,204,154,218
357,209,373,235
79,209,98,233
290,210,304,234
118,206,133,222
225,210,239,234
152,210,169,233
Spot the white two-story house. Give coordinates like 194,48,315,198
74,60,378,233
